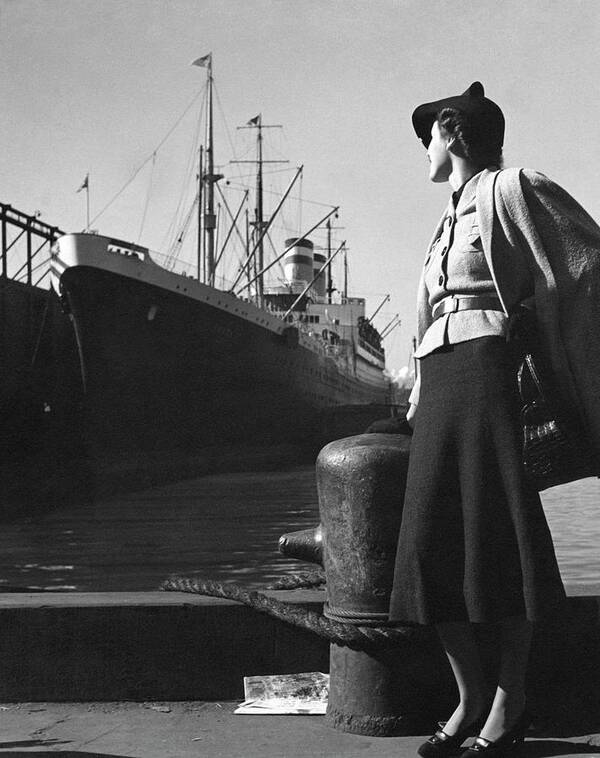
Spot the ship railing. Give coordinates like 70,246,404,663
148,248,198,279
288,318,329,353
358,338,385,361
266,308,351,361
147,248,242,291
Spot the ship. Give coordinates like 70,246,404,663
50,56,397,487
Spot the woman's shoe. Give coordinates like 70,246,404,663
417,718,484,758
459,711,532,758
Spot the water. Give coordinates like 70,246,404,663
541,478,600,594
0,466,597,594
0,467,320,592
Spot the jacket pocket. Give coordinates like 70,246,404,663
424,237,441,268
462,231,482,253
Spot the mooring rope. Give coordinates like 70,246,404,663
266,569,326,590
161,576,416,651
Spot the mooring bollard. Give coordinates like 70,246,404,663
317,432,439,736
278,524,323,565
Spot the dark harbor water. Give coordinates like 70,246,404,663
0,467,320,593
0,465,598,594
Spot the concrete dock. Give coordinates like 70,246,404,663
0,590,598,755
2,701,600,757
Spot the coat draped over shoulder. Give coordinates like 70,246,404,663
414,167,600,456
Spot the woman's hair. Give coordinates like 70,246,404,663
437,106,504,169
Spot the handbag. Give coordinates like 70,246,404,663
517,349,599,491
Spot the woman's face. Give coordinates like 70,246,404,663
427,120,452,183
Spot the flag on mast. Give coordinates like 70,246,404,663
247,115,260,126
76,174,89,193
191,53,211,67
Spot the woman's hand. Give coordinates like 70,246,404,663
506,301,537,348
406,403,418,429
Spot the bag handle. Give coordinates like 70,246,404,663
517,352,547,404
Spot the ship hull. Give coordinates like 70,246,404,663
58,263,391,484
0,278,88,513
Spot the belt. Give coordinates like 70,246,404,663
432,296,504,321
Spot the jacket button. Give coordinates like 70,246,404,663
438,275,445,286
441,246,448,256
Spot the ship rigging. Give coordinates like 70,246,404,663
50,55,395,485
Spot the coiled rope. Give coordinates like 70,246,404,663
161,575,416,651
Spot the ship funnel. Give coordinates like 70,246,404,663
284,238,314,288
312,251,327,301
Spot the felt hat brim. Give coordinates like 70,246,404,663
412,81,505,148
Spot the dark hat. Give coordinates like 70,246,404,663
412,81,505,148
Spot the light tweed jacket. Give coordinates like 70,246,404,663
413,167,600,455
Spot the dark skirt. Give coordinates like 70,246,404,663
389,337,566,625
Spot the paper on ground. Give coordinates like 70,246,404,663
234,672,329,715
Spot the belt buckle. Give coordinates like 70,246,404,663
449,297,460,313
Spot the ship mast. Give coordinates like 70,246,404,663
255,115,265,307
204,55,217,286
193,52,222,286
326,218,332,304
197,145,203,282
325,216,343,303
343,244,348,301
232,115,287,306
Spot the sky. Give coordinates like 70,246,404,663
3,0,600,372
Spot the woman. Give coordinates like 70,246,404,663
389,82,600,758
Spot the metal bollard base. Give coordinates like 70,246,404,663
326,641,449,737
326,706,414,737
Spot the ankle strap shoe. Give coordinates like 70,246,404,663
459,711,532,758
